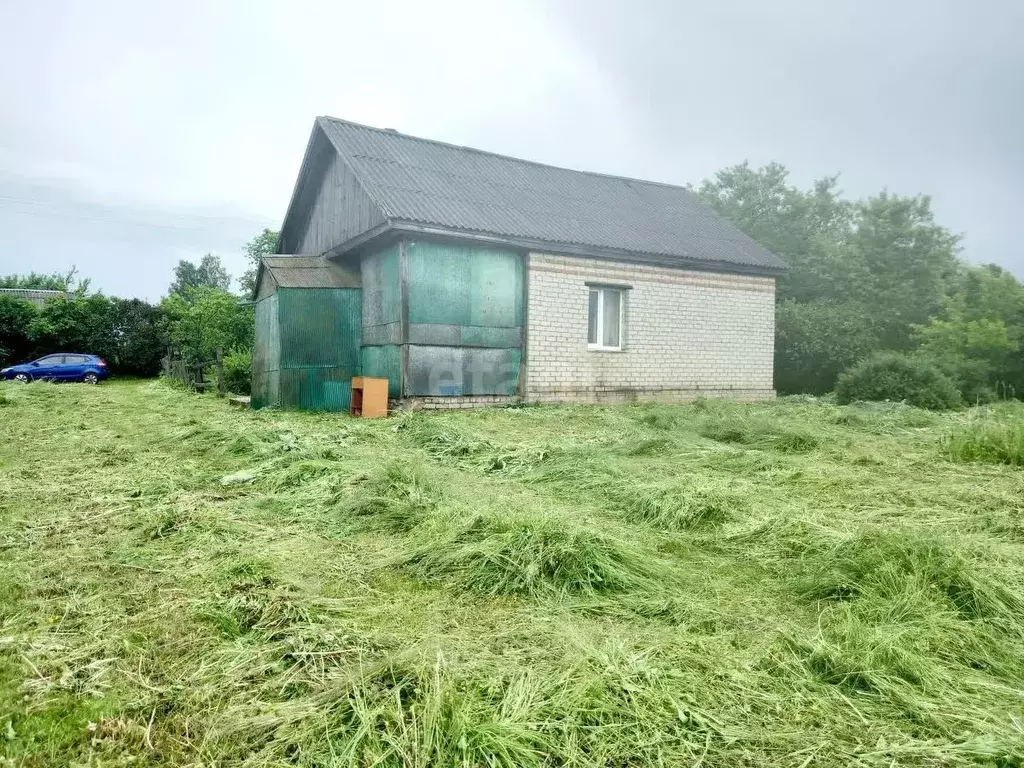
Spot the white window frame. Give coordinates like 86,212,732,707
587,286,625,352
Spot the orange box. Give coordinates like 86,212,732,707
350,376,389,418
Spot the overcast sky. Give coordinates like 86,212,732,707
1,0,1021,300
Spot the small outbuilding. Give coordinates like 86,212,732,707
253,116,785,411
252,256,361,410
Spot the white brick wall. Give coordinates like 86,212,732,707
525,253,776,403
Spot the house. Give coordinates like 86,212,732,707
252,116,785,411
0,288,66,309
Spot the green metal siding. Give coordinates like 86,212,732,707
278,288,361,370
361,244,401,335
255,240,526,409
360,345,402,398
406,346,521,396
404,240,523,397
406,241,522,327
359,244,403,398
252,293,280,409
272,287,362,412
278,368,354,411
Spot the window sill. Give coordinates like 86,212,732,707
588,345,625,353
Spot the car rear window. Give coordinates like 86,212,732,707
65,355,88,364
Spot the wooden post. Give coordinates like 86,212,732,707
215,348,226,396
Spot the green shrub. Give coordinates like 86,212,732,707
774,299,880,395
946,420,1024,466
0,295,37,369
835,352,961,410
222,349,252,395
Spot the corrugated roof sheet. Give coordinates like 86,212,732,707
262,256,360,289
0,288,65,299
316,116,785,272
0,288,66,306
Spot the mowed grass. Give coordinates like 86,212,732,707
1,382,1024,767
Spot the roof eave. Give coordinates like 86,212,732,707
326,221,786,277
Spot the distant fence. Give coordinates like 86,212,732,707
162,348,227,396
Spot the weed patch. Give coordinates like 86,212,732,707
946,419,1024,466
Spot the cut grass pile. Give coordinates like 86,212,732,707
399,511,664,597
2,381,1024,766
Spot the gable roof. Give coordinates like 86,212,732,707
255,256,360,297
283,116,785,273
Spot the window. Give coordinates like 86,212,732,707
36,356,64,367
587,287,623,350
64,355,87,364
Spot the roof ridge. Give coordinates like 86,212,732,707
316,115,698,195
0,288,65,293
315,117,396,220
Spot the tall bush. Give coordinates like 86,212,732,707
162,287,253,363
110,298,170,377
835,352,961,410
774,299,878,395
28,295,118,362
221,349,252,395
0,296,37,368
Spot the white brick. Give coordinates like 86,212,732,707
525,252,775,403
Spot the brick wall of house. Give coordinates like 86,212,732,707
525,253,776,403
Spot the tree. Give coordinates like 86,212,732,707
698,161,974,397
168,254,232,296
696,162,853,303
239,228,279,296
28,295,119,362
0,267,89,293
844,193,960,350
774,299,879,395
110,299,170,377
0,295,38,367
162,287,253,362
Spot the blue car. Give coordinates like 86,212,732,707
1,353,109,384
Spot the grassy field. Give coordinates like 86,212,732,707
1,381,1024,767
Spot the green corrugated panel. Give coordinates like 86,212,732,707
278,288,361,370
360,345,401,397
252,294,279,409
279,367,354,412
407,241,522,328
